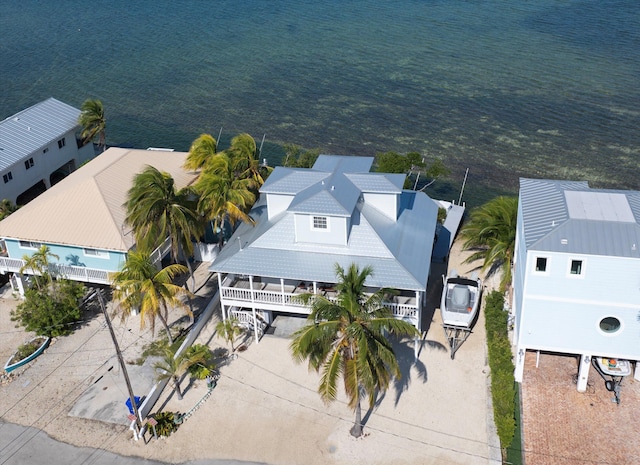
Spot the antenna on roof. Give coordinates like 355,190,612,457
457,168,469,206
217,127,223,146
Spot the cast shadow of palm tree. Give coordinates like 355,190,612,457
390,337,433,407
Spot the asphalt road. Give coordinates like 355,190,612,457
0,421,265,465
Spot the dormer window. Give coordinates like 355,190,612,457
313,216,327,229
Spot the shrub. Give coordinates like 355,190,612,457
484,291,516,459
11,280,85,337
152,411,178,437
15,339,42,361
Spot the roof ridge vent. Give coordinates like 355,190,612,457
331,185,335,191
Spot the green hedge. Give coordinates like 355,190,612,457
484,291,516,456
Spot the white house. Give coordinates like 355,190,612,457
210,155,439,346
0,147,198,294
513,178,640,391
0,98,96,205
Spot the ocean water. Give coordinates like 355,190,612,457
1,0,639,204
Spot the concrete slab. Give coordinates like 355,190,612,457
270,315,309,338
68,356,157,425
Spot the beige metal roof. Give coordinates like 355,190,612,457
0,147,198,251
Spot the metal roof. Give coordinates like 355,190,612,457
211,156,437,290
0,148,198,251
0,98,81,172
345,172,404,193
519,178,640,258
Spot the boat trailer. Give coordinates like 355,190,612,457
591,357,632,404
443,324,472,360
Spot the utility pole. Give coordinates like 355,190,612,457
96,289,143,437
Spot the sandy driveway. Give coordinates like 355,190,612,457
0,242,500,465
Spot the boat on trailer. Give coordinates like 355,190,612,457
592,357,632,404
440,271,482,359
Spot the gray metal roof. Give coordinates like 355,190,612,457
260,167,329,195
345,173,404,193
519,178,640,258
0,98,81,172
311,154,373,173
211,184,437,290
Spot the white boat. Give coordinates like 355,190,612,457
440,271,482,329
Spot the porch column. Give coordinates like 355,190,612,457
15,273,26,298
514,346,526,382
577,354,591,392
414,335,419,360
313,281,317,294
280,278,285,305
635,361,640,382
249,275,259,344
217,273,226,321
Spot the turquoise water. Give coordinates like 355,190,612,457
1,0,639,201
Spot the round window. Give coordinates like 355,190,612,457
599,317,621,333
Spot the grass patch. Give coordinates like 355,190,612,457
506,386,523,465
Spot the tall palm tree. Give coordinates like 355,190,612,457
195,153,256,240
110,250,192,345
78,99,106,152
124,165,204,289
184,133,218,172
459,196,518,292
227,133,272,189
153,345,209,400
290,263,418,438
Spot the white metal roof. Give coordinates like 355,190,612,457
212,156,438,290
0,98,81,172
519,178,640,258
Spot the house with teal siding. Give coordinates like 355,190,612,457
0,147,198,294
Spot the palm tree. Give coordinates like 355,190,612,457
124,165,204,289
215,317,245,352
227,133,272,189
154,345,209,400
78,99,106,152
194,153,256,241
290,263,418,438
184,133,218,172
0,199,18,220
459,196,518,292
110,250,192,345
20,245,59,290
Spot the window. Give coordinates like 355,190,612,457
570,260,582,275
83,248,109,259
599,317,621,334
19,240,42,249
2,172,12,183
535,257,547,272
57,137,66,149
24,158,34,170
313,216,327,229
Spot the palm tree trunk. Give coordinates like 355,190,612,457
350,400,363,438
173,375,183,400
158,313,174,345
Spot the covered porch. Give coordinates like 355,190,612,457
217,273,423,344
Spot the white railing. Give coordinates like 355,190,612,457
0,257,110,285
221,285,418,319
150,236,172,265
